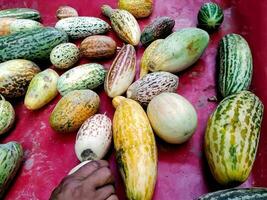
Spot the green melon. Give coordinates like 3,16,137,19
218,34,253,97
198,2,224,31
205,91,263,185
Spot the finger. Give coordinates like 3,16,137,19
106,194,119,200
71,160,109,179
96,185,115,199
84,166,114,188
68,160,91,175
49,187,60,200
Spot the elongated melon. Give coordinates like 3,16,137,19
112,96,157,200
205,91,264,185
0,8,40,20
0,142,23,198
198,188,267,200
0,27,68,62
218,33,253,97
102,5,141,46
55,17,110,39
57,63,106,96
146,28,209,73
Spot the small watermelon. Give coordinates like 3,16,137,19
197,2,224,31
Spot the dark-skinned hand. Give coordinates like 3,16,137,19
50,160,118,200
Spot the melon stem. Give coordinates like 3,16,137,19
112,96,126,109
101,5,114,18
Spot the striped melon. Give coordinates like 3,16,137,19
0,27,68,62
57,63,106,96
198,188,267,200
104,44,136,98
101,5,141,46
205,91,264,185
0,8,40,20
219,34,253,97
197,2,224,31
0,142,23,198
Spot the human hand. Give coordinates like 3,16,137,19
50,160,118,200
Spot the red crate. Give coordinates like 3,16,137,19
1,0,266,199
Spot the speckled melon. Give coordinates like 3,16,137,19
10,19,43,33
57,63,106,96
24,69,59,110
0,95,15,135
75,114,112,161
56,6,78,19
127,72,179,106
0,18,43,36
118,0,153,18
49,90,100,133
0,59,41,98
80,35,117,59
50,43,80,70
55,17,111,39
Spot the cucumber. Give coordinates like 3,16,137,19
219,34,253,97
198,188,267,200
205,91,263,185
197,2,224,31
0,8,41,20
55,17,110,39
0,27,68,62
0,142,23,198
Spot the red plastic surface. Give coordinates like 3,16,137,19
1,0,267,199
